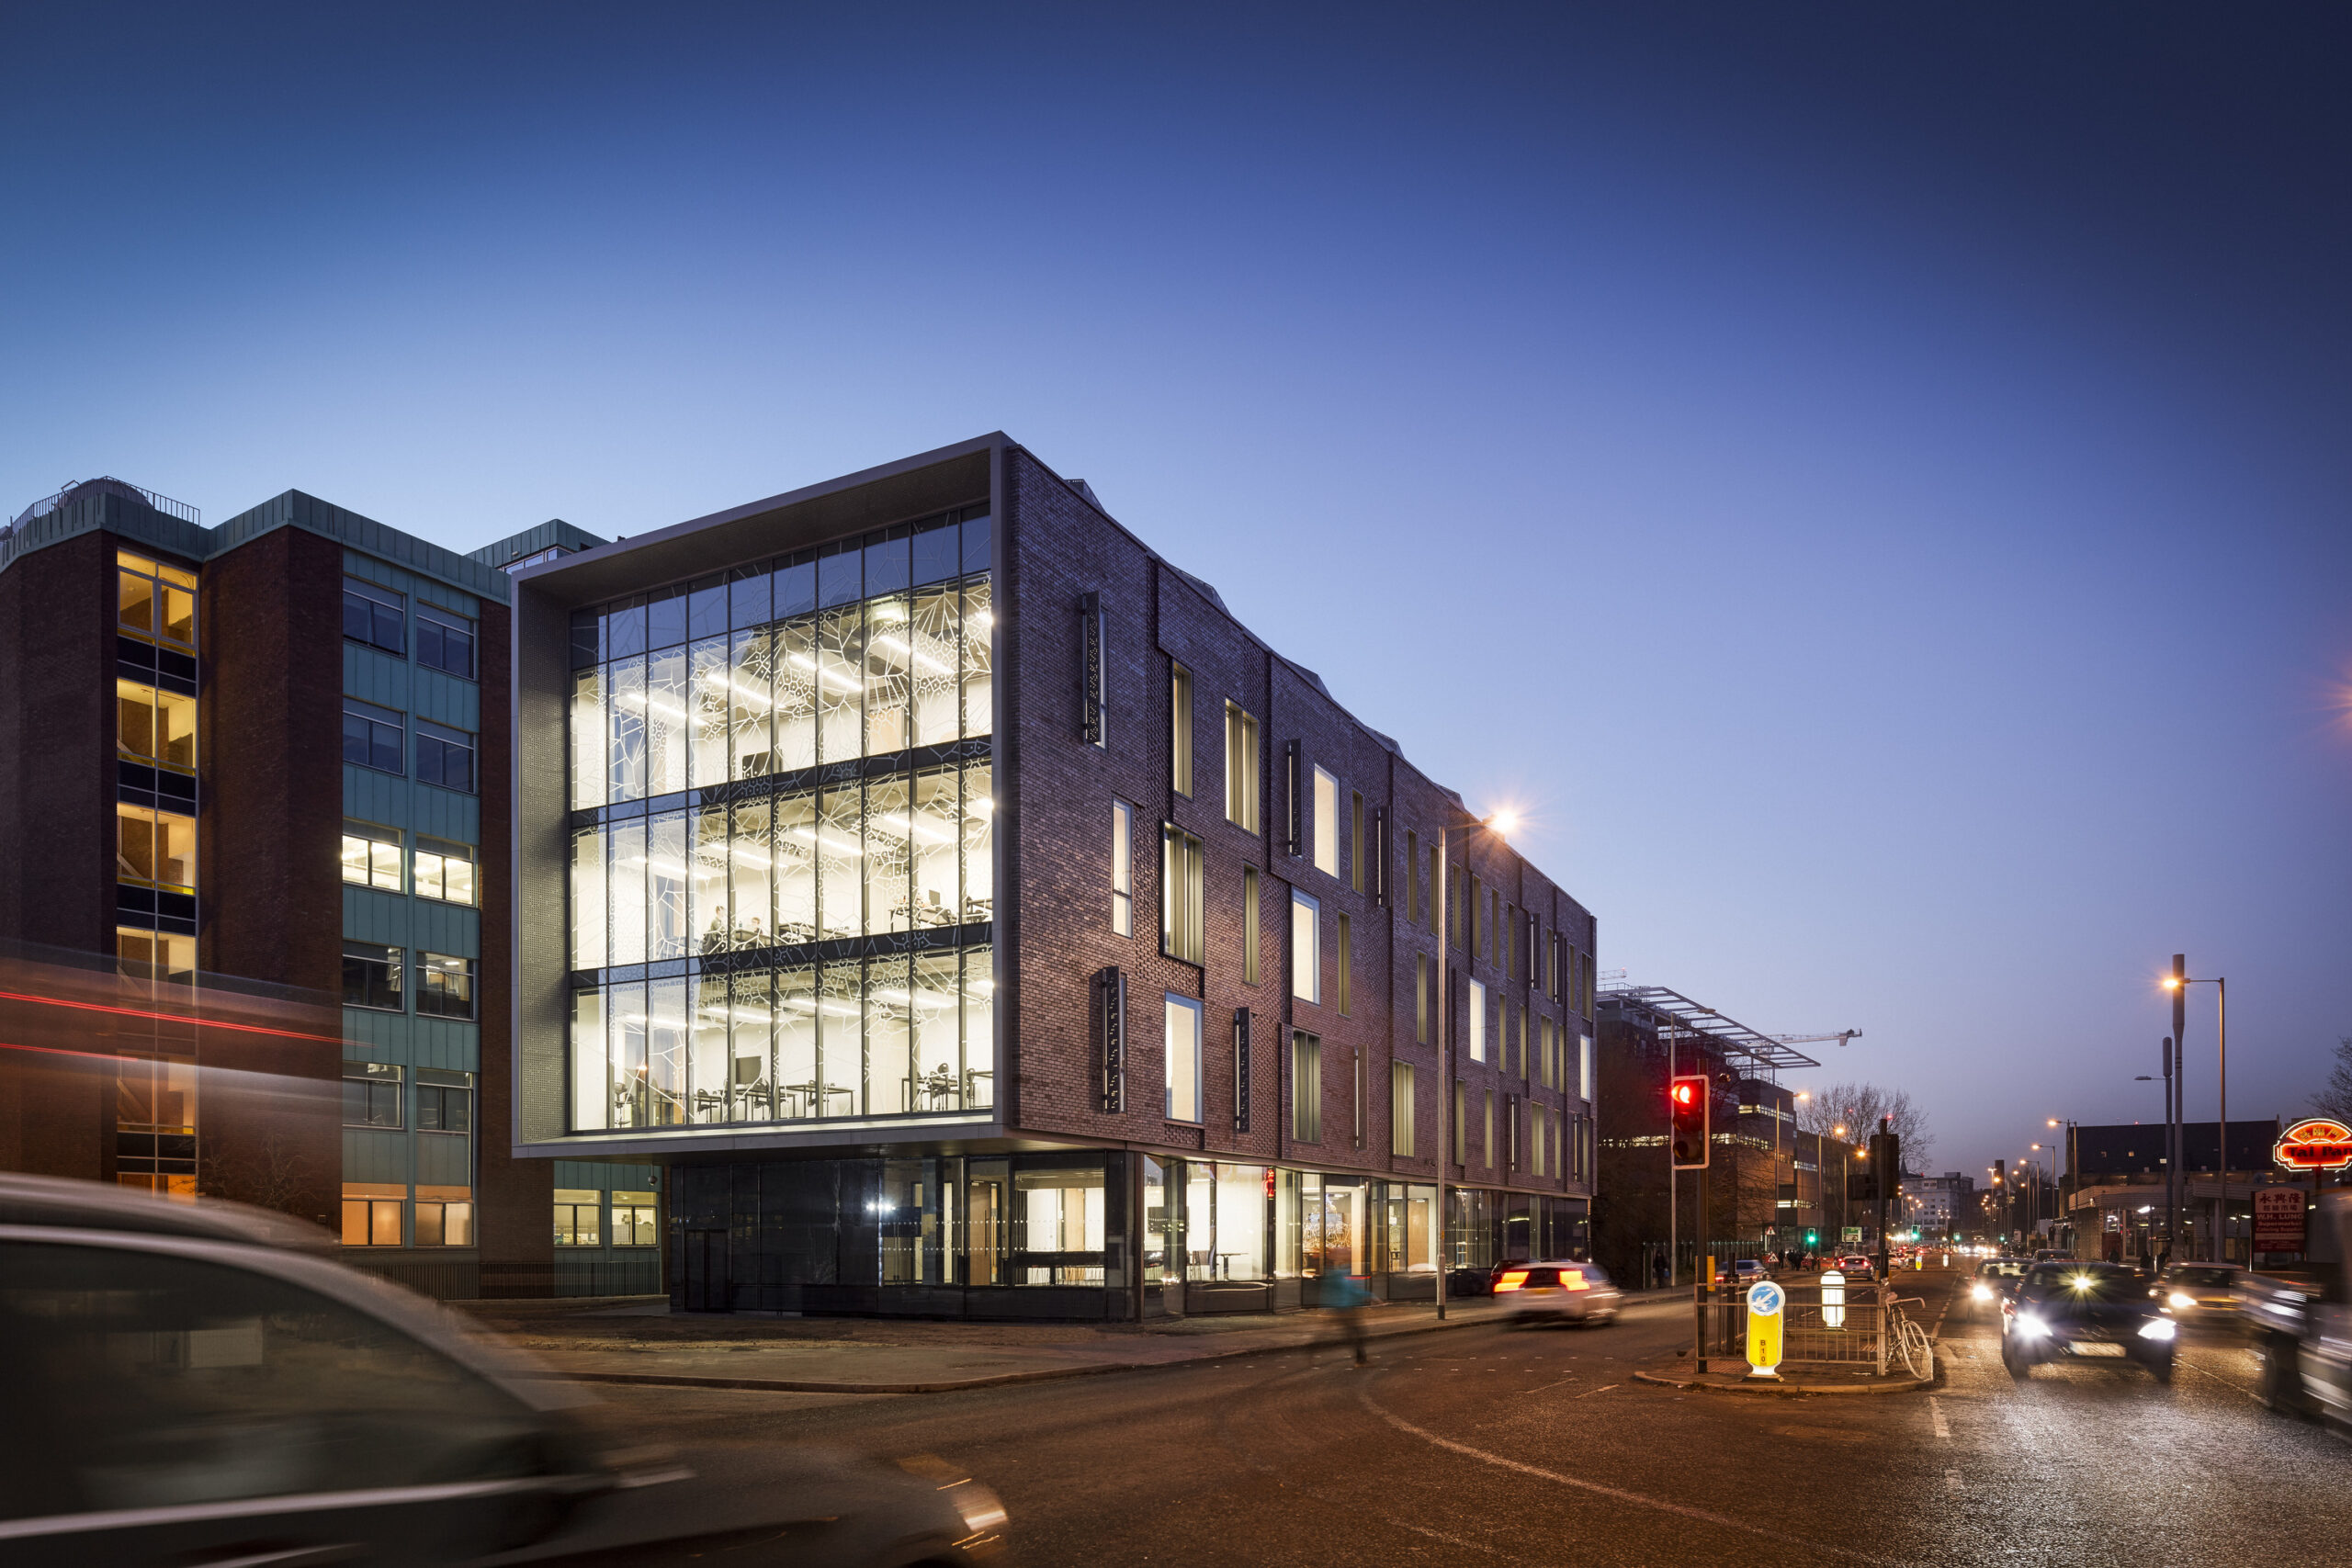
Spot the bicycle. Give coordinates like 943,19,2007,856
1886,1295,1935,1379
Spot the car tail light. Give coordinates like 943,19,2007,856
1560,1269,1590,1292
1496,1269,1529,1292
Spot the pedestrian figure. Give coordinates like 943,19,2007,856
1321,1264,1371,1365
1653,1253,1669,1289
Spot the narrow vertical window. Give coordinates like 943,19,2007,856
1242,866,1261,985
1415,953,1429,1044
1160,825,1204,964
1290,890,1320,1005
1483,1090,1495,1169
1291,1031,1321,1143
1390,1062,1415,1157
1350,791,1364,893
1170,662,1193,796
1312,766,1339,874
1453,1081,1465,1164
1110,799,1133,936
1467,979,1487,1062
1164,993,1202,1122
1405,830,1419,926
1579,1033,1594,1103
1336,913,1351,1016
1224,703,1260,831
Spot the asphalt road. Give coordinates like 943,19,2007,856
581,1275,2351,1568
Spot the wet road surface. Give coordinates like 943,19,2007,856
582,1278,2350,1567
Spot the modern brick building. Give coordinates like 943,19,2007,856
0,477,655,1299
511,435,1603,1317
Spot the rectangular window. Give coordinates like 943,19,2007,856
416,953,475,1019
116,928,195,986
1110,800,1133,936
413,837,477,905
417,1081,472,1133
613,1190,660,1247
1290,890,1319,1004
1242,866,1261,985
342,1064,401,1128
117,680,196,772
415,604,477,679
1350,792,1364,893
343,576,405,654
343,942,402,1011
1170,662,1193,796
1224,702,1261,832
341,1185,405,1247
1352,1050,1365,1148
1391,1062,1416,1157
415,720,476,793
1506,906,1519,978
1468,978,1487,1062
1336,912,1351,1016
1405,830,1420,926
341,821,402,892
1312,765,1339,874
553,1188,603,1247
343,699,404,773
414,1193,474,1247
1484,1090,1495,1169
1292,1031,1321,1144
1579,1033,1594,1103
119,551,197,649
1160,825,1204,964
1453,1081,1465,1164
1165,993,1203,1123
1415,953,1429,1044
116,803,196,890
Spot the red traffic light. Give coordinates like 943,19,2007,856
1670,1082,1696,1106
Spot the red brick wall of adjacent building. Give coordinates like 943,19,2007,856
1003,447,1594,1204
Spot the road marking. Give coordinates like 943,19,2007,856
1574,1383,1620,1399
1945,1469,1963,1495
1526,1376,1578,1393
1358,1384,1901,1566
1929,1397,1950,1439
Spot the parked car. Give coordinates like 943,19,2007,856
2002,1260,2177,1382
1496,1260,1623,1327
0,1174,1010,1567
1728,1258,1770,1286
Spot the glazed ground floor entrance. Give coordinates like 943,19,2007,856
664,1147,1589,1318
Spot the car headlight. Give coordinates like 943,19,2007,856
1971,1283,1991,1301
2138,1317,2177,1341
2013,1314,2049,1338
2167,1292,2196,1311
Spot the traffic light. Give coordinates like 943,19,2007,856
1804,1229,1819,1248
1870,1126,1901,1196
1669,1074,1709,1168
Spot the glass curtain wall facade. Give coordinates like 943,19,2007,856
564,511,995,1134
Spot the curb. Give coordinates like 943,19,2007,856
1629,1369,1934,1397
526,1306,1521,1395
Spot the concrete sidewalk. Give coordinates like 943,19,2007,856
460,1291,1681,1395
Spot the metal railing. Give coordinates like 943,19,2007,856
1691,1280,1915,1373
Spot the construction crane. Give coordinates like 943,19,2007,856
1770,1030,1862,1049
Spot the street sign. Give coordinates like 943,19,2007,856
1821,1268,1846,1330
2274,1118,2352,1173
1746,1280,1786,1379
2254,1187,2307,1253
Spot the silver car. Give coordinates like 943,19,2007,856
0,1174,1010,1567
1498,1260,1623,1326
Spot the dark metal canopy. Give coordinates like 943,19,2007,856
1597,984,1822,1073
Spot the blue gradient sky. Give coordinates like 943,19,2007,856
6,5,2346,1179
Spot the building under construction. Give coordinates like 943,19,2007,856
1593,985,1865,1287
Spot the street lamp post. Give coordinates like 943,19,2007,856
2165,965,2230,1263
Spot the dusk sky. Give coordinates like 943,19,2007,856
6,5,2346,1181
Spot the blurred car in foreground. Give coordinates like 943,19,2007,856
2158,1263,2243,1327
2242,1190,2352,1429
1497,1261,1623,1326
2002,1261,2176,1383
0,1175,1008,1567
